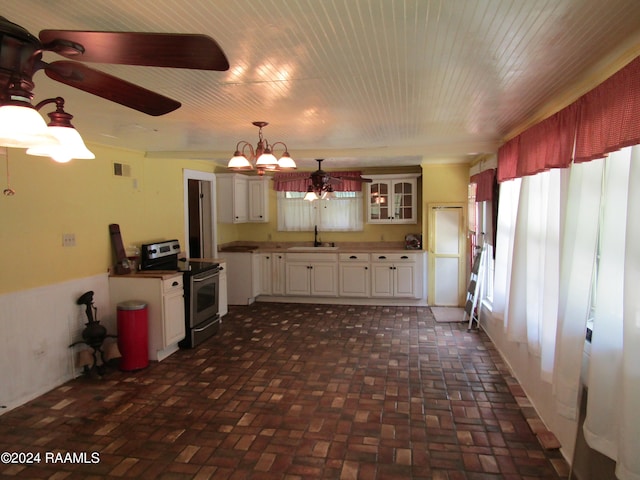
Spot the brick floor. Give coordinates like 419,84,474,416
0,304,570,479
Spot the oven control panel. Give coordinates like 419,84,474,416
141,239,181,261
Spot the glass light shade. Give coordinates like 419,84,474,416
277,153,297,169
321,190,335,200
0,104,60,148
304,189,319,201
255,151,278,168
26,126,95,162
227,154,253,170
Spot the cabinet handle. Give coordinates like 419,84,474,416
378,255,387,260
401,255,408,259
172,281,179,286
349,255,357,259
364,266,368,270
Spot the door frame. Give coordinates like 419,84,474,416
427,202,467,306
183,169,217,258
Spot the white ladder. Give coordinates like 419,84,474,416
463,243,487,330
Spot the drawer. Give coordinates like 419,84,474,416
163,275,183,292
339,253,370,262
372,253,417,262
286,252,338,262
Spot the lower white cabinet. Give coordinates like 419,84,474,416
258,252,286,296
238,249,424,301
219,252,259,305
109,273,186,362
285,253,338,296
371,253,420,298
338,253,370,297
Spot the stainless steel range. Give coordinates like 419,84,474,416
140,239,220,348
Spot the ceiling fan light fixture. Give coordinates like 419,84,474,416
27,126,95,162
26,97,94,162
304,186,319,202
0,99,60,149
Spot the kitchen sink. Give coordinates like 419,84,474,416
287,246,339,251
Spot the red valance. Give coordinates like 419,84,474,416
497,136,519,182
517,103,578,176
497,55,640,181
273,171,365,192
574,56,640,163
470,169,496,202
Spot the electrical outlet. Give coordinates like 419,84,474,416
62,233,76,247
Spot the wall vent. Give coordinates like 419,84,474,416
113,163,131,177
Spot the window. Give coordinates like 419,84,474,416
468,181,495,306
277,191,363,231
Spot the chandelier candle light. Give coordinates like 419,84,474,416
228,121,296,175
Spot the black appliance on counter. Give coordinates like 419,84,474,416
140,239,220,348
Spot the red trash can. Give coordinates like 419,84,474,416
117,300,149,371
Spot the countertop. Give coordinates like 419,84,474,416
218,242,424,254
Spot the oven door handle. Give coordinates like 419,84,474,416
192,272,219,282
193,321,217,333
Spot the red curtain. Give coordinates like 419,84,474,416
574,56,640,163
470,168,496,202
497,136,519,182
497,55,640,180
272,171,365,192
517,103,578,176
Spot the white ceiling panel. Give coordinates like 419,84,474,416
1,0,639,169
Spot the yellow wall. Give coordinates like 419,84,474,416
0,148,470,295
420,162,470,237
0,145,214,294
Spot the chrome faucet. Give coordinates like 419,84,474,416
314,225,321,247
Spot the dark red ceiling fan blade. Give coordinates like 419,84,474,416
39,30,229,71
45,61,181,116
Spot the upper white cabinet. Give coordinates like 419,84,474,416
366,174,420,224
248,177,270,223
217,174,269,224
217,174,248,223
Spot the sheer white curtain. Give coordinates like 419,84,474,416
277,193,363,231
498,171,561,381
583,146,640,480
492,178,520,326
553,159,603,419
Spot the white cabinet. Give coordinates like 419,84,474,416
258,252,285,296
371,253,421,298
248,177,269,222
217,174,248,223
217,174,270,224
366,174,420,224
338,253,370,297
218,261,228,317
109,273,185,362
285,253,338,296
218,252,259,305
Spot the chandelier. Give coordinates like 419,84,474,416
227,121,296,175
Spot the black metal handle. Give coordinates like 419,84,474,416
378,255,387,260
349,255,357,259
401,255,408,259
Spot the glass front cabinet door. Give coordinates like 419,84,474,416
366,174,419,224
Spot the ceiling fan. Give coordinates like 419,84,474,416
0,16,229,116
307,159,371,198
